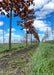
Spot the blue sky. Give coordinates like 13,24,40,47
0,0,54,43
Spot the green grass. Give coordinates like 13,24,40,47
29,43,54,75
45,40,54,44
0,43,39,74
6,44,39,73
0,43,35,53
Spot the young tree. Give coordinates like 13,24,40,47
27,22,40,43
17,20,34,47
17,8,36,47
51,24,54,40
27,25,35,45
0,0,34,53
42,28,49,42
23,20,34,47
17,19,40,46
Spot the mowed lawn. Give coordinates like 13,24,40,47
0,43,35,53
29,42,54,75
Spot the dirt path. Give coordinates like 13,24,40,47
0,44,38,75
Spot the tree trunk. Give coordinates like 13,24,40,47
36,39,37,43
9,8,12,53
31,34,32,45
26,28,28,47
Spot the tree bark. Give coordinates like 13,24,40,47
9,8,12,53
31,34,32,45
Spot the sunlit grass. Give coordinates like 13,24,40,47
0,43,36,53
29,43,54,75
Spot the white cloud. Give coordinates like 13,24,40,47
0,29,5,34
29,0,50,9
0,36,3,39
39,1,54,18
38,34,45,41
13,34,21,38
29,0,54,19
39,34,44,36
0,9,7,15
35,11,48,19
0,21,4,26
39,27,51,32
42,2,54,10
5,33,21,38
34,0,50,9
33,20,51,32
33,20,47,28
23,29,29,33
8,28,16,31
0,30,3,32
23,29,29,31
31,0,54,40
0,0,53,41
23,29,26,31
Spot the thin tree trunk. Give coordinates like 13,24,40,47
36,39,37,43
9,8,12,53
26,28,28,47
51,24,53,40
31,34,32,45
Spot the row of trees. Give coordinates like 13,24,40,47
42,26,54,42
41,28,49,42
0,0,40,54
17,20,40,46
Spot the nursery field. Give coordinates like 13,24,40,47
0,42,54,75
0,0,54,75
0,43,35,53
29,42,54,75
45,40,54,44
0,43,39,75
